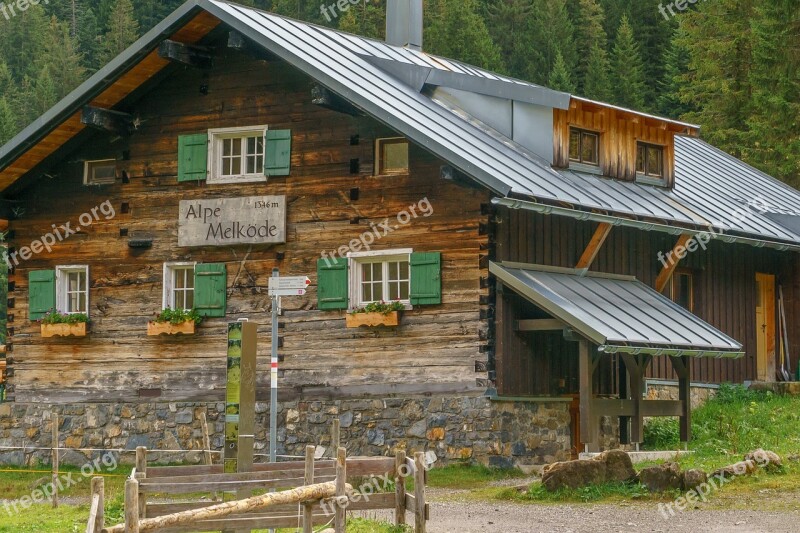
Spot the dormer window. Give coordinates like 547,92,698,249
568,128,599,167
636,142,665,183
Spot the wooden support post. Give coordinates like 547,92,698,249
655,234,693,293
51,412,58,508
413,452,426,533
618,356,630,445
670,356,692,443
576,222,612,270
135,447,147,519
621,354,652,445
578,341,598,452
394,450,406,526
303,445,315,533
89,477,105,533
331,418,340,452
334,447,346,533
124,478,140,533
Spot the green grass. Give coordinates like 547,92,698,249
425,462,526,489
499,480,674,504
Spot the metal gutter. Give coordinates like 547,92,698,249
492,197,800,253
599,345,745,360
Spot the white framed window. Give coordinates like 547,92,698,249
208,126,268,184
348,249,412,308
83,159,117,185
56,265,89,315
163,262,196,310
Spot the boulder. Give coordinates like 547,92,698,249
710,460,757,481
637,462,682,492
744,449,782,472
541,459,606,492
593,450,636,483
682,469,708,491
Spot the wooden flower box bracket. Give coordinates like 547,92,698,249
147,321,196,336
41,322,87,338
345,311,401,328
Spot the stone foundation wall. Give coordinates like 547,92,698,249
645,382,718,409
0,394,604,469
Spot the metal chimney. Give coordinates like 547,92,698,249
386,0,423,51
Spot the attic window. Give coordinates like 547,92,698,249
376,138,409,175
84,159,116,185
636,142,665,183
568,128,599,167
208,125,269,184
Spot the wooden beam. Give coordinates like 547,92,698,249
670,356,692,442
576,222,612,270
578,340,597,452
81,106,137,137
515,319,564,332
655,233,693,293
157,40,213,69
311,85,362,116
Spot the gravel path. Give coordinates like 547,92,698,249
426,500,800,533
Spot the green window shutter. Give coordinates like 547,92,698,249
410,252,442,306
29,269,55,320
317,257,348,310
194,263,227,317
265,129,291,176
178,133,208,182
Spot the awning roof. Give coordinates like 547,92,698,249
490,262,744,358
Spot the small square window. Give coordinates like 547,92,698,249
163,263,196,311
83,160,116,185
376,138,409,175
669,270,693,312
56,266,89,316
568,128,599,167
636,142,665,182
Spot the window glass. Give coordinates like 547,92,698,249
569,129,581,161
378,139,409,174
170,266,195,310
356,257,410,305
569,128,599,166
671,271,693,312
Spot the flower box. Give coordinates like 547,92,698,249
346,311,401,328
147,321,196,336
41,322,87,338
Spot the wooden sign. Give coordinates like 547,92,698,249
179,196,286,247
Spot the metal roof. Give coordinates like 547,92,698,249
0,0,798,251
490,262,744,358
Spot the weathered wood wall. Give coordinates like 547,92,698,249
494,208,798,395
553,99,698,185
6,44,491,403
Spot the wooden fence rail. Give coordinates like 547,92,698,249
91,446,429,533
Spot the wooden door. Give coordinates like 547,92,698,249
755,273,776,381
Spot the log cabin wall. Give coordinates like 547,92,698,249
6,43,491,404
493,207,798,394
553,99,695,185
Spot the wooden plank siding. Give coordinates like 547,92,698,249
6,45,491,403
553,99,698,185
494,208,797,395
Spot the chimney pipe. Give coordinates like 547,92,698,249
386,0,423,51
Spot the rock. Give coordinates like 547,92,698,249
593,450,636,483
339,411,353,428
711,460,757,480
787,454,800,462
637,462,682,492
682,469,708,491
175,409,194,424
542,459,606,491
407,420,427,438
286,409,300,424
744,449,782,472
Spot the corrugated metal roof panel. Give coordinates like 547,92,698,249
490,262,744,356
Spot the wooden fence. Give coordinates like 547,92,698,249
88,446,429,533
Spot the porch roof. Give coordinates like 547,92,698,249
490,262,744,358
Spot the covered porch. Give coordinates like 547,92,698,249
491,262,745,453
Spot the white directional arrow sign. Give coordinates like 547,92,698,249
268,276,311,296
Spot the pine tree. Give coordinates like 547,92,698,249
574,0,608,92
745,0,800,187
338,0,387,39
38,17,86,99
485,0,536,80
610,14,646,110
527,0,577,85
31,67,58,118
657,29,696,119
99,0,140,64
0,97,16,145
78,8,102,71
424,0,504,72
548,50,576,92
582,43,612,101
